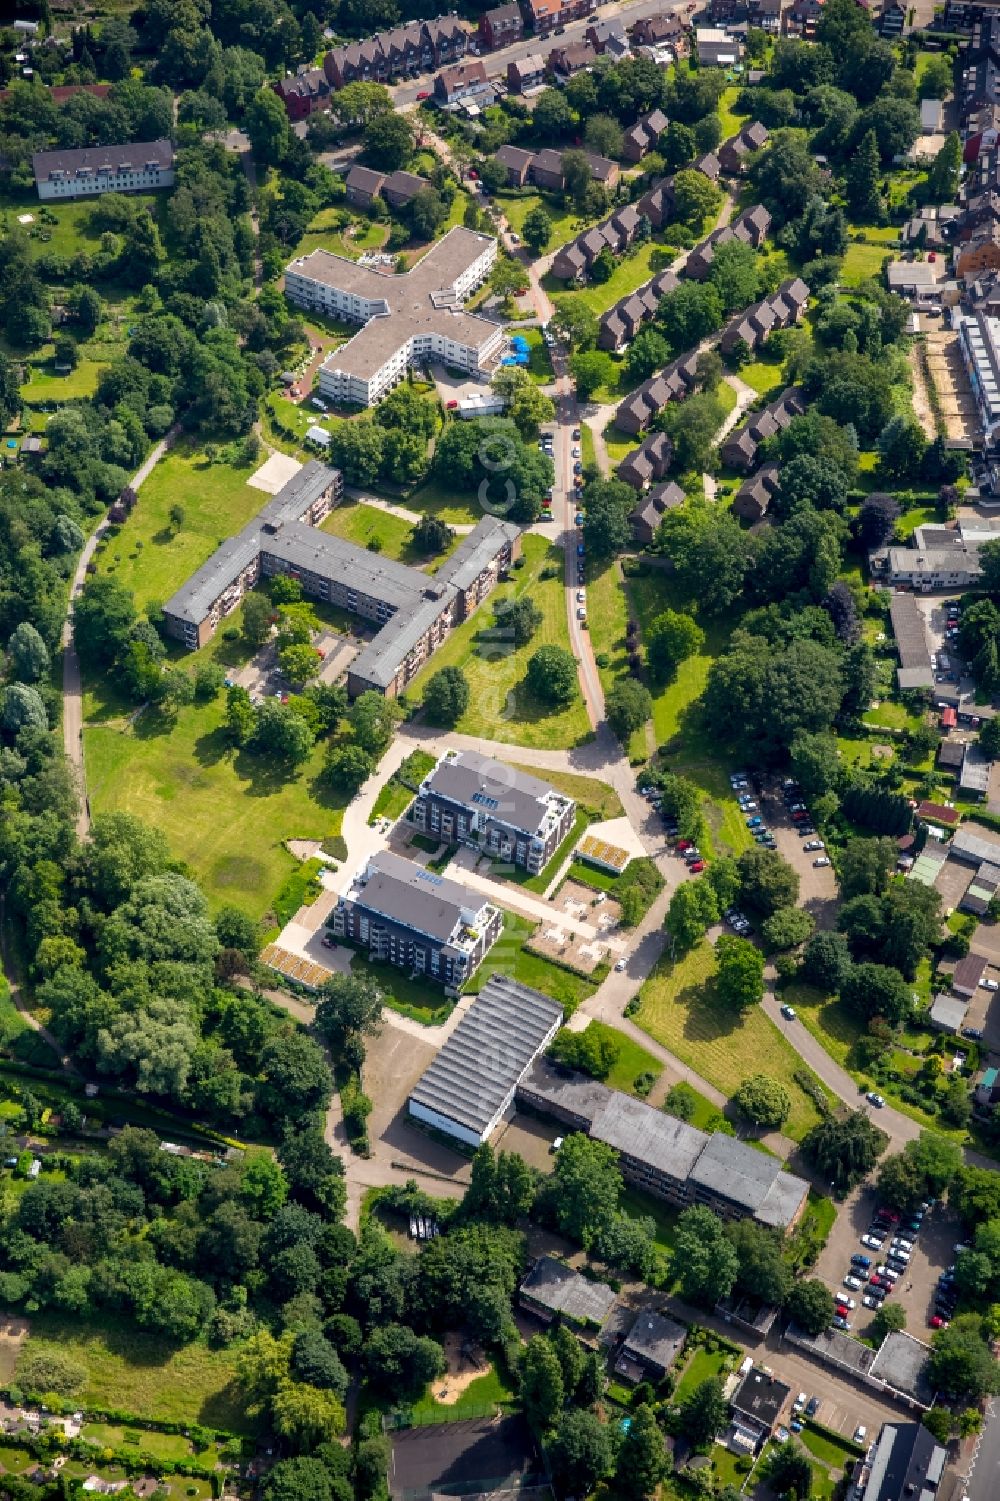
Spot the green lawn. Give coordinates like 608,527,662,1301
292,206,391,263
370,749,436,825
620,1185,680,1257
497,190,585,247
550,241,669,314
0,189,158,263
18,1313,254,1434
520,326,554,384
96,438,262,610
841,235,898,287
673,1346,731,1401
79,1424,209,1464
466,910,597,1013
603,423,637,470
411,1365,515,1421
505,762,622,819
499,807,590,892
588,558,630,700
396,476,483,525
320,497,460,570
717,84,749,138
407,534,593,749
738,354,786,397
585,1020,663,1095
800,1424,865,1468
635,942,832,1140
22,351,106,403
84,689,348,919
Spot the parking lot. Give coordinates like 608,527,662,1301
231,627,359,699
813,1181,960,1339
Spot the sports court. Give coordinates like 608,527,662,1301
389,1415,546,1501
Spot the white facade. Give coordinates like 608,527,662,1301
34,151,175,201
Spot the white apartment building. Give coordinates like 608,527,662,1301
32,139,175,200
284,226,503,406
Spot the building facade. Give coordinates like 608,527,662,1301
32,139,175,200
480,2,524,50
284,227,502,407
331,851,503,989
412,748,576,874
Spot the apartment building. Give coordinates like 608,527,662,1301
284,227,501,407
480,3,524,50
273,68,331,120
32,139,174,200
521,0,597,39
331,851,503,989
411,748,576,875
956,306,1000,443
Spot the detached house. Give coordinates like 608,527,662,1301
480,3,524,50
547,40,598,75
508,53,547,91
434,59,489,104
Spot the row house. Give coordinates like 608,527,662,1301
717,119,769,174
692,151,722,181
710,0,781,27
586,18,629,56
324,14,469,88
494,144,536,185
345,164,386,209
547,40,597,75
684,202,772,280
522,0,597,40
480,2,523,51
719,275,809,355
508,53,547,91
629,481,685,544
616,352,701,436
720,386,806,470
629,13,686,47
550,199,638,279
732,461,781,522
531,146,619,192
622,107,669,163
598,268,680,352
617,430,674,490
273,67,331,121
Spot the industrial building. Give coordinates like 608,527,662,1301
407,975,563,1142
411,748,576,875
284,227,502,407
332,851,503,990
162,461,520,697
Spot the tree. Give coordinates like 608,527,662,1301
241,591,272,648
495,595,543,647
410,514,453,556
674,1205,739,1307
846,128,882,219
853,97,921,162
551,301,598,351
490,257,529,301
856,491,901,550
246,86,290,165
733,1074,792,1129
665,878,719,951
802,1110,888,1193
607,679,652,743
624,327,670,385
315,971,383,1052
550,1134,622,1247
878,1132,963,1208
526,645,577,707
570,350,614,401
615,1403,669,1500
364,110,413,170
879,414,928,482
673,169,722,228
737,847,800,917
593,1214,657,1280
325,743,374,792
464,1144,535,1226
351,691,397,755
715,934,765,1010
279,642,320,688
423,666,470,726
708,239,761,315
678,1375,728,1447
839,836,897,899
928,1316,1000,1401
364,1324,445,1400
927,129,961,203
6,622,49,683
656,282,723,352
0,683,46,734
409,187,447,241
548,1409,613,1499
785,1278,835,1336
264,1459,334,1501
520,1335,564,1429
749,133,824,225
763,1442,812,1500
522,205,553,253
841,963,912,1026
761,906,814,953
870,1302,907,1346
582,479,634,559
804,924,846,996
646,611,704,682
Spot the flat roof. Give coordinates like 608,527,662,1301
520,1256,616,1326
952,825,1000,865
409,974,562,1136
422,747,566,834
733,1367,791,1427
869,1331,936,1407
929,993,967,1030
517,1057,613,1125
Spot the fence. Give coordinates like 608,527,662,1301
398,1480,549,1501
384,1403,503,1431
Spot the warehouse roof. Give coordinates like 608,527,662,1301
409,975,562,1137
520,1256,617,1327
952,826,1000,865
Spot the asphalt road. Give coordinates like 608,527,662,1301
389,0,688,105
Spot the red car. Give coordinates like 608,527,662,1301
869,1274,888,1289
877,1208,901,1223
677,839,692,851
688,860,705,874
468,169,478,179
447,399,458,409
416,90,430,100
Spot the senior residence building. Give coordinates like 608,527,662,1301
412,749,576,875
284,227,503,406
162,461,521,697
332,851,503,989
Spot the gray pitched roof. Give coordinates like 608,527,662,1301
520,1256,617,1325
350,850,487,942
421,746,566,834
687,1134,809,1227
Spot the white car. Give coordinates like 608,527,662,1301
891,1238,914,1253
838,1295,857,1309
862,1295,879,1309
614,958,627,972
844,1274,863,1291
576,590,585,603
876,1265,899,1282
854,1426,867,1445
813,856,831,867
861,1235,883,1251
509,233,520,244
804,840,825,852
982,978,1000,991
576,607,587,620
572,447,581,457
792,1392,807,1412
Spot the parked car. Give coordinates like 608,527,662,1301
867,1092,885,1108
963,1026,985,1040
837,1296,856,1310
929,1315,949,1329
851,1253,872,1269
843,1275,863,1291
862,1295,880,1309
891,1238,914,1254
780,1005,797,1021
689,860,705,873
854,1426,867,1445
832,1315,851,1331
861,1234,884,1251
804,840,825,851
805,1398,819,1418
814,856,831,867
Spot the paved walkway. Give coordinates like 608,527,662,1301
704,372,756,501
344,486,476,533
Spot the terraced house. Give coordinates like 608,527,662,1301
412,749,576,874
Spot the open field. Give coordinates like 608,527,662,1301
320,497,460,569
841,228,899,287
0,189,158,263
408,534,593,749
588,559,630,701
505,762,622,819
635,942,831,1140
96,439,261,610
497,190,584,247
18,1314,253,1434
580,1019,662,1096
84,690,347,919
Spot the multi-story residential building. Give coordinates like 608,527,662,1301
855,1423,946,1501
373,20,426,76
434,59,490,104
547,40,598,74
629,13,685,46
323,37,387,87
480,2,524,51
380,169,430,209
323,15,469,87
273,67,331,120
32,139,174,200
331,851,503,989
517,1060,810,1229
412,749,576,874
507,54,547,91
957,306,1000,442
521,0,596,38
629,481,685,544
423,15,470,65
719,276,809,354
284,227,502,407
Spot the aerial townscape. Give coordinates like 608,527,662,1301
12,1,1000,1501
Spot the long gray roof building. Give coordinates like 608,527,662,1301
408,975,563,1146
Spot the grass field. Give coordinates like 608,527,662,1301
583,1019,662,1095
673,1346,731,1401
739,354,786,397
620,1186,680,1257
80,1424,211,1463
320,497,461,570
18,1314,253,1434
588,558,630,700
466,910,597,1012
407,534,593,749
717,84,750,138
497,190,584,247
603,424,636,470
635,942,830,1140
506,762,622,819
22,351,106,403
292,207,390,263
841,230,899,287
411,1365,515,1422
398,476,482,525
84,690,348,919
0,190,157,263
552,242,668,314
97,438,261,610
